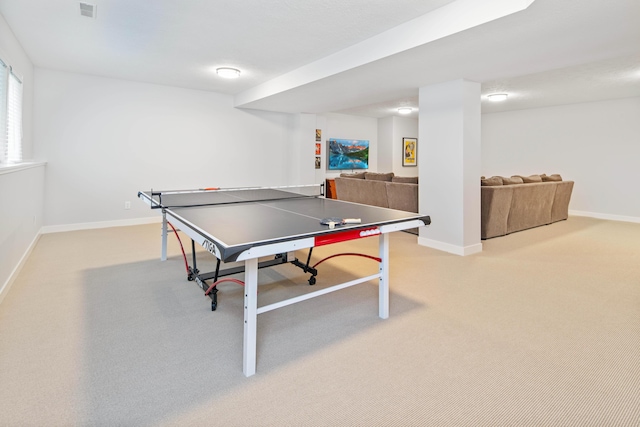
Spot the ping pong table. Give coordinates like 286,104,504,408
138,185,430,376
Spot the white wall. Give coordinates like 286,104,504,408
0,164,45,303
34,69,298,228
0,13,34,160
391,116,419,177
32,70,383,228
0,13,42,302
314,115,327,183
287,113,318,186
378,116,419,176
482,97,640,221
377,117,393,173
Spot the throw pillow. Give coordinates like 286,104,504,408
481,176,503,186
513,174,543,183
502,176,524,185
392,176,418,184
541,174,562,182
365,172,394,181
340,172,365,179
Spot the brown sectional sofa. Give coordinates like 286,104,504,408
481,174,574,239
334,172,418,213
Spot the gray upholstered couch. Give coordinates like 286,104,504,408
481,174,574,239
334,172,418,213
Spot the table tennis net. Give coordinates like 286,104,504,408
150,184,323,208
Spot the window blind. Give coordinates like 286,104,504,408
6,69,23,163
0,59,7,163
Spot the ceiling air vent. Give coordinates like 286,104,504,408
79,2,96,19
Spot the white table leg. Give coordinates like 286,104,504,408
243,257,259,376
161,211,167,261
379,233,389,319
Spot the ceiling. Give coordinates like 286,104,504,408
1,0,639,118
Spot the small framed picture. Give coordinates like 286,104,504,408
402,137,417,167
315,143,321,155
315,156,321,169
316,129,322,141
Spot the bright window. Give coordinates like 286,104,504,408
0,57,23,164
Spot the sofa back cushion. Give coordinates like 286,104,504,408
481,176,503,186
334,177,389,208
541,174,563,182
392,176,418,184
340,172,365,179
513,174,543,183
364,172,394,181
507,183,556,233
501,176,524,185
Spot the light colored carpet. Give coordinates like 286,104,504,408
0,216,639,426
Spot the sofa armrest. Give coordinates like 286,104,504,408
551,181,574,222
386,182,418,213
481,186,514,239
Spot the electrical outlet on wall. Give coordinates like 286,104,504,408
124,201,131,210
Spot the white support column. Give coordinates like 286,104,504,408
378,233,390,319
243,258,259,377
418,79,482,256
161,211,167,261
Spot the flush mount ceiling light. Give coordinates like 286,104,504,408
398,107,413,114
488,93,508,102
216,67,241,79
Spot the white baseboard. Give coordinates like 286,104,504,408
0,230,42,306
418,237,483,256
569,210,640,224
42,216,161,234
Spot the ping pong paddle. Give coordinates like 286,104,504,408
320,217,362,229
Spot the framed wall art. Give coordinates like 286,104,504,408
402,137,417,167
327,138,369,170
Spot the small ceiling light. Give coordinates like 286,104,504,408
398,107,413,114
216,67,241,79
488,93,508,102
